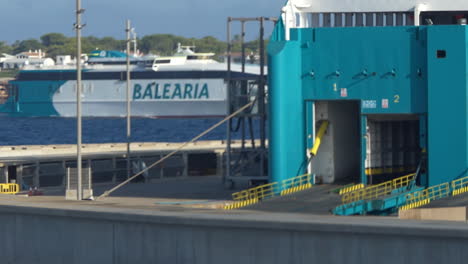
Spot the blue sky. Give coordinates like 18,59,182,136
0,0,284,43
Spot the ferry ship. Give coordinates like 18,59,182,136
0,45,261,118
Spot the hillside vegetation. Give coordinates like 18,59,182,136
0,33,266,59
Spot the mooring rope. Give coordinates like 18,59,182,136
97,101,255,199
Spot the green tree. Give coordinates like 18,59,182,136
40,33,68,47
45,43,76,59
194,36,225,55
140,34,186,55
13,39,44,54
0,41,12,54
6,33,255,60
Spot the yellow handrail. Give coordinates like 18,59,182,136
0,184,20,194
401,183,450,211
341,173,416,204
452,176,468,195
339,183,365,195
231,174,313,202
401,175,468,211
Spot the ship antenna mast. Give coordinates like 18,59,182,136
131,28,137,56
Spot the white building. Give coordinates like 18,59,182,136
56,55,73,66
1,49,55,69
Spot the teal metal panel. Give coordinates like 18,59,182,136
297,27,427,114
270,17,286,42
4,80,65,117
427,26,468,186
466,29,468,178
268,41,307,184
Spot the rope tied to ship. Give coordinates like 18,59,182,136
97,100,256,200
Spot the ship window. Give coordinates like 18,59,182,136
187,55,210,60
437,50,446,58
155,59,171,64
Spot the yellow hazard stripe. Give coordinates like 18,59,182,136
223,198,259,210
453,186,468,196
365,166,417,176
280,183,312,196
400,199,430,211
339,184,365,195
0,184,19,194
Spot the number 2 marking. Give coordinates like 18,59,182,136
394,95,400,104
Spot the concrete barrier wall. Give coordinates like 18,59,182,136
1,205,468,264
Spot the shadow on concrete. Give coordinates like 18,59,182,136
38,176,249,201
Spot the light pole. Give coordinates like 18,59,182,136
75,0,84,200
126,20,132,179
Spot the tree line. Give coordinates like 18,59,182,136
0,33,265,59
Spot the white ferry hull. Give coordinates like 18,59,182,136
53,79,227,117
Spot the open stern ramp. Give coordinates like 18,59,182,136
268,2,468,216
334,173,423,216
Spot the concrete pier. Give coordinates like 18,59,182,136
0,140,257,189
0,141,467,263
0,193,467,264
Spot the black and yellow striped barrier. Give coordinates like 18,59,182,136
453,186,468,196
224,198,259,210
224,174,313,210
280,183,313,196
399,199,430,211
0,184,19,194
339,183,365,195
400,175,468,211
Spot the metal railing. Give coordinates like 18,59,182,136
452,176,468,196
0,183,19,194
232,182,279,201
401,174,468,211
341,173,416,204
225,174,313,210
232,173,312,201
339,183,365,195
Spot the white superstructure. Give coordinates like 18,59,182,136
282,0,468,39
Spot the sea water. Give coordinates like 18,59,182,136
0,117,261,146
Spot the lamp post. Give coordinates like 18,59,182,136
126,20,132,179
75,0,84,200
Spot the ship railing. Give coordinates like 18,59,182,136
341,173,417,204
229,173,312,201
401,173,468,211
